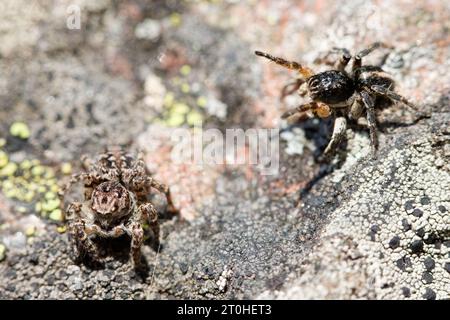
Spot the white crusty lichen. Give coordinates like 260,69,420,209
259,126,450,300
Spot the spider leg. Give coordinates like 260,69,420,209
148,178,178,215
280,77,305,101
352,42,387,71
126,203,159,266
334,49,352,73
141,202,160,249
67,203,99,262
369,84,423,115
59,172,92,200
349,95,364,120
127,220,145,267
323,116,347,158
255,50,314,78
281,102,317,119
360,91,378,157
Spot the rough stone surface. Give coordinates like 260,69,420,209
0,0,449,300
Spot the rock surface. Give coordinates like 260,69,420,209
0,0,449,299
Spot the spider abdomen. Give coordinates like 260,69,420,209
354,66,394,91
307,70,355,104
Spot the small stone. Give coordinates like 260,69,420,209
410,240,424,254
415,228,425,238
438,205,447,213
423,257,435,271
388,236,400,249
179,262,189,274
401,219,411,231
421,272,433,284
28,253,39,265
420,196,430,205
411,208,423,217
134,19,162,41
401,287,411,298
403,200,415,211
10,122,31,139
422,288,436,300
444,263,450,273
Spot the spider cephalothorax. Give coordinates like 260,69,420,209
90,181,132,225
60,148,178,267
255,43,421,158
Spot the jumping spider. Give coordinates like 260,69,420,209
255,42,422,158
60,148,178,267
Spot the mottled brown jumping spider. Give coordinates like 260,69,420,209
60,148,178,267
255,43,422,158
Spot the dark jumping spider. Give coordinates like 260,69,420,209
255,43,421,158
60,148,178,267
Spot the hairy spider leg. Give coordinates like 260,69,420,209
255,50,314,78
360,90,378,157
323,116,347,157
352,42,386,71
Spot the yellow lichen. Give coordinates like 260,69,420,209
180,64,191,76
171,102,190,115
57,225,67,233
169,12,182,27
61,163,72,175
49,209,63,222
196,96,207,108
10,122,31,139
0,162,17,176
181,83,190,93
25,226,36,237
0,151,8,168
166,113,185,127
187,111,203,127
